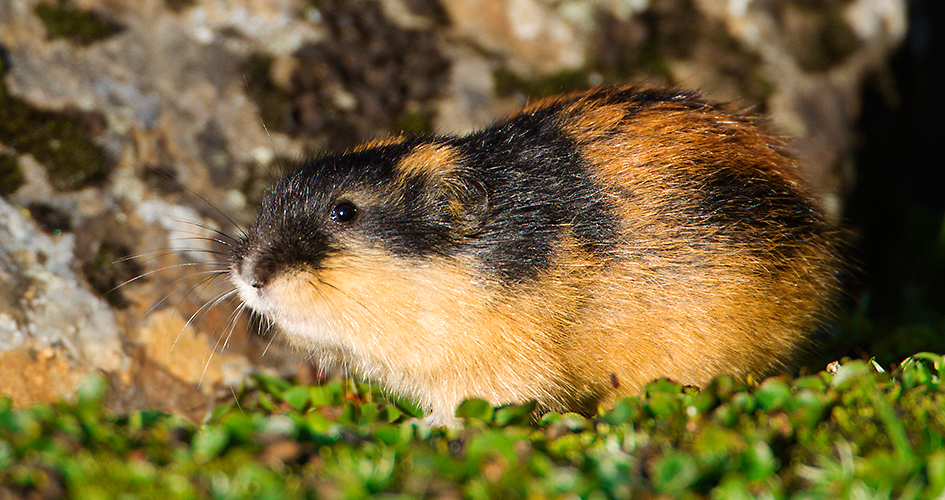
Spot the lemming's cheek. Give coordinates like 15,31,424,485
240,270,350,345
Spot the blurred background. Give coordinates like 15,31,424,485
0,0,941,417
844,0,944,365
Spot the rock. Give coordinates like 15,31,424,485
442,0,590,75
0,348,89,408
0,197,125,403
136,308,254,392
0,0,908,417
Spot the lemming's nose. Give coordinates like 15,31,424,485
240,257,270,289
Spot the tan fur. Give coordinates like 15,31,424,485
394,143,462,181
350,135,409,152
265,247,567,423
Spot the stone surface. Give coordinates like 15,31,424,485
0,0,907,417
0,197,125,373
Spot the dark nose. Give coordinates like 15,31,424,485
240,256,271,290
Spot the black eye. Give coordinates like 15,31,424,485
331,201,358,223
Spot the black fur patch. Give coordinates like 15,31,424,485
236,109,622,287
453,108,621,284
692,162,826,255
234,141,417,283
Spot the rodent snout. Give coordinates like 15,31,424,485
231,253,266,291
232,209,337,294
234,247,281,292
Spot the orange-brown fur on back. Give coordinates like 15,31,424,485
231,86,843,425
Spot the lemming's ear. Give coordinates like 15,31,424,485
392,142,490,234
436,171,490,235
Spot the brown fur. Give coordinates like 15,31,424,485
350,135,409,152
394,143,463,180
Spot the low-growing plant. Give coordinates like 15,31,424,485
1,353,943,499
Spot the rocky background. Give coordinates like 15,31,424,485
0,0,912,419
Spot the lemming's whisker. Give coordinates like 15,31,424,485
311,277,372,315
200,299,246,388
310,275,393,339
143,269,231,318
226,364,244,414
112,248,231,267
139,168,244,240
166,232,234,247
112,250,173,264
175,287,238,351
306,276,387,335
164,223,237,248
242,74,281,180
261,315,279,357
165,277,229,360
109,261,223,294
219,302,247,355
129,249,231,267
161,183,248,240
159,242,231,258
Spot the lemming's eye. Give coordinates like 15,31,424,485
331,201,358,223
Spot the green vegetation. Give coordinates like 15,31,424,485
394,112,435,135
0,153,24,196
494,68,593,99
0,63,112,191
34,2,124,46
164,0,198,14
1,354,943,498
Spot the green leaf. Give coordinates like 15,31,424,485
192,426,229,464
493,401,537,426
755,377,791,411
76,373,108,405
743,441,778,481
455,399,494,422
282,385,310,410
308,385,337,407
652,451,699,494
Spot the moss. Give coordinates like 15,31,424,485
779,2,859,73
402,0,451,26
0,153,24,196
701,22,774,107
2,356,944,498
494,68,592,98
33,2,124,46
796,13,859,72
394,112,434,135
163,0,198,13
493,0,773,109
81,240,142,308
277,0,449,147
25,203,72,234
239,53,294,142
0,73,113,191
589,0,701,84
587,0,774,106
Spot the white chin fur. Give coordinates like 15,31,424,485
230,272,342,349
